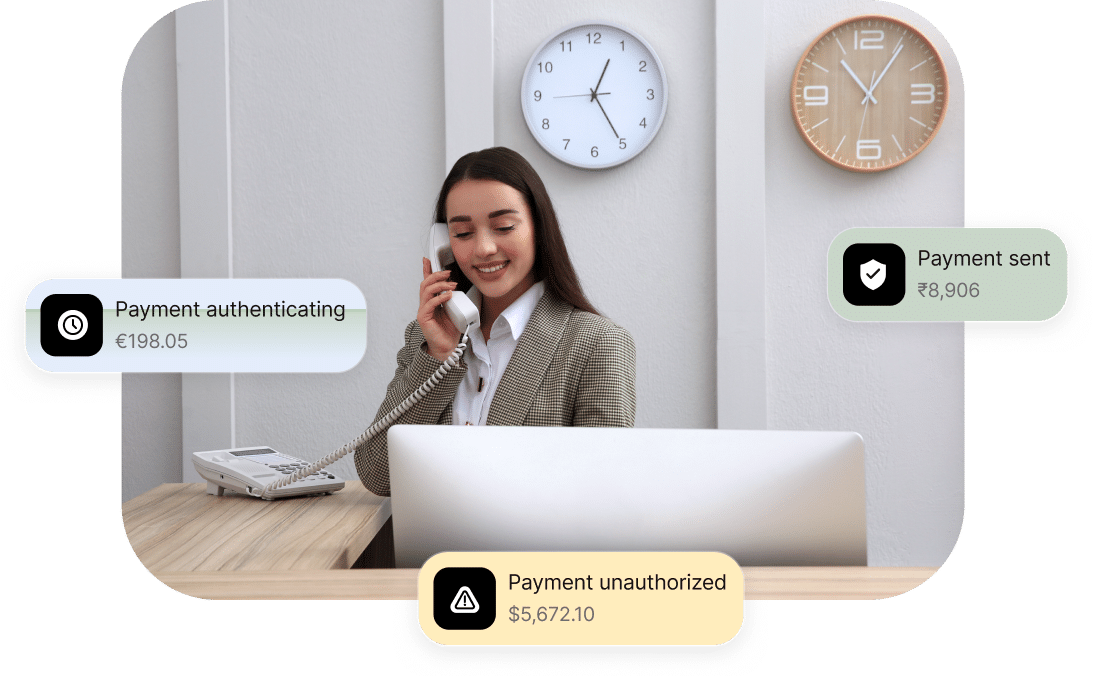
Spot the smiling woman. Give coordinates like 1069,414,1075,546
356,147,637,497
433,178,539,348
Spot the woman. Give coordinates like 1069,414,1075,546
356,147,636,496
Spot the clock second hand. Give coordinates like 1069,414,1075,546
554,92,611,98
857,70,876,141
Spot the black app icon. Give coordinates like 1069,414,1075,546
843,243,906,306
40,294,104,356
433,567,496,630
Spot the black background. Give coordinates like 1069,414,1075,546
842,243,906,306
6,3,1084,673
433,567,496,630
40,294,103,356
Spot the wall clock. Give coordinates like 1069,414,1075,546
791,15,948,172
521,22,668,169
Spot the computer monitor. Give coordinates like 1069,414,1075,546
387,426,866,567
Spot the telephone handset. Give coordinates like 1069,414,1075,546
193,226,478,499
428,222,480,334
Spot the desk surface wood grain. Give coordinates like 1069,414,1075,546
122,482,390,572
155,567,938,600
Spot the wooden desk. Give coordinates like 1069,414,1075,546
123,482,391,571
123,483,938,600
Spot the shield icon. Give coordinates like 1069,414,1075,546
860,259,886,290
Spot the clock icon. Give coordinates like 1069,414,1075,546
40,293,103,356
521,22,668,169
58,310,89,340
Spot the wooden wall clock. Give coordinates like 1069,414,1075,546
521,22,668,169
791,15,948,172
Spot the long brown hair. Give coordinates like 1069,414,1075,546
433,147,599,316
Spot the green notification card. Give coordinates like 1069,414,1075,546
828,228,1067,321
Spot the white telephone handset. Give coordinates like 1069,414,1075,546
428,222,480,334
194,226,479,500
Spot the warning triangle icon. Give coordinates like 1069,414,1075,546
450,586,480,614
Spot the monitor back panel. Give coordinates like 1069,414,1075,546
387,426,866,567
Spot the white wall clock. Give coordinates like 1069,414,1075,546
791,15,949,172
521,22,668,169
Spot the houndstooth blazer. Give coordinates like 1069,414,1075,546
355,290,637,496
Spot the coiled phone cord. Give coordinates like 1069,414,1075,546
256,332,471,499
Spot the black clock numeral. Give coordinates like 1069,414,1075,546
542,119,549,130
591,146,599,158
647,89,654,100
538,61,553,73
618,138,627,150
563,139,570,150
560,40,571,52
534,90,541,101
587,32,601,44
620,40,625,51
639,118,647,128
639,61,647,72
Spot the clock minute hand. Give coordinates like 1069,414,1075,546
554,92,611,98
594,88,620,138
861,44,904,104
840,60,878,104
592,88,619,138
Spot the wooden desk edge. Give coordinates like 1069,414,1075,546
120,481,389,573
154,566,939,601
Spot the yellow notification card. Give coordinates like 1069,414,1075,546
418,552,743,645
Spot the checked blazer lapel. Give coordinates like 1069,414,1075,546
484,292,571,426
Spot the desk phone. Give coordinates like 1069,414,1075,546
193,447,346,499
189,229,479,501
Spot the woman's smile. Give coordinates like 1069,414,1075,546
473,260,509,276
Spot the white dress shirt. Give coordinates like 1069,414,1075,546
452,281,546,426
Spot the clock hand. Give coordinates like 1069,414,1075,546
840,59,877,104
857,71,876,139
553,92,611,98
590,59,610,101
592,88,619,138
861,44,904,104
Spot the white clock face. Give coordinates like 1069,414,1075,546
521,23,668,169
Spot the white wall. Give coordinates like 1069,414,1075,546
227,0,447,483
121,12,182,501
121,0,964,566
764,0,964,565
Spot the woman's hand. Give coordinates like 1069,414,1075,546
418,257,463,360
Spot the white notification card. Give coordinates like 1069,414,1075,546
26,279,366,373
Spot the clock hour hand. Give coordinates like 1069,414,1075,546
592,88,619,138
861,43,904,104
840,59,877,105
591,59,610,100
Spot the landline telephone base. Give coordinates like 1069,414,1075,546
193,446,346,500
